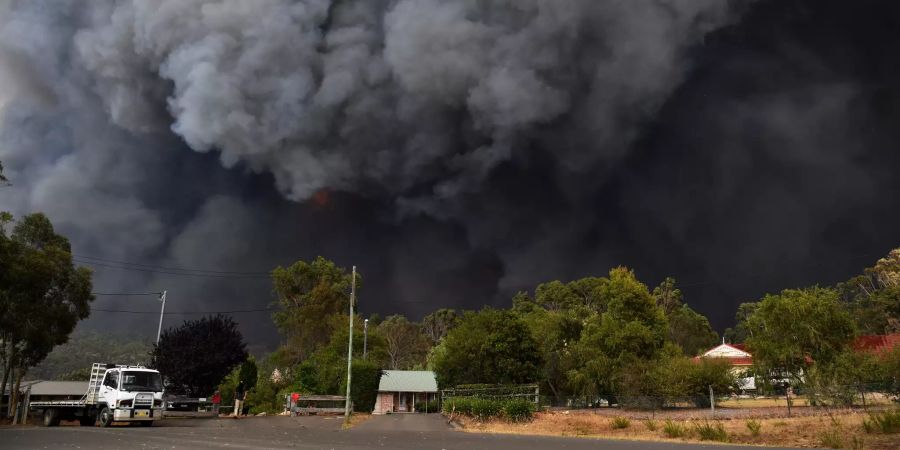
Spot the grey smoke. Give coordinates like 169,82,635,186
68,0,739,201
3,0,897,345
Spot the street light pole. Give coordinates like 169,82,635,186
363,319,368,360
344,266,356,424
156,290,167,345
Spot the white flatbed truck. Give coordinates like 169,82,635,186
29,363,165,427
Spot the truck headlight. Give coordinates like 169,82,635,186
119,399,133,408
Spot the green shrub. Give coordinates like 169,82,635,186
694,421,728,442
338,361,382,412
502,399,535,422
819,428,844,449
746,419,762,437
443,397,474,415
443,397,535,422
684,359,737,408
862,417,876,434
643,419,658,431
470,398,503,421
414,400,440,413
663,420,687,438
862,408,900,434
611,416,630,429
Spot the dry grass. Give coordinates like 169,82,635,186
718,394,894,409
456,410,900,449
341,413,373,429
718,396,811,408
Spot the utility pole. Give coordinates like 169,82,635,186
363,318,369,360
344,266,356,424
156,290,167,345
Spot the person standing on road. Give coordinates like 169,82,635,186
211,390,221,415
233,381,246,417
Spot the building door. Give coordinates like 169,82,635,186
399,393,407,412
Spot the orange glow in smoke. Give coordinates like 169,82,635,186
311,189,331,208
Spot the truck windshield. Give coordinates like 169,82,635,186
121,371,163,392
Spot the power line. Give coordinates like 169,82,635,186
73,258,271,279
92,292,161,296
74,254,271,275
92,307,274,315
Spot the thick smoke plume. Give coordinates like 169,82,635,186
1,0,898,346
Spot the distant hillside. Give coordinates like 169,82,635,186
27,330,153,381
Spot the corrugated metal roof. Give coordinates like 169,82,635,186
29,381,86,396
1,380,41,395
377,370,438,393
853,334,900,354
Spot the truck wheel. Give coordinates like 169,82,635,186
98,407,113,427
79,414,96,426
140,421,153,427
43,408,61,427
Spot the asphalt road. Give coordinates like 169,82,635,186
0,414,802,450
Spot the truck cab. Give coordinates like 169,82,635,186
96,366,165,427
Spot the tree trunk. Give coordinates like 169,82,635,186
0,344,13,419
8,367,22,418
546,380,560,401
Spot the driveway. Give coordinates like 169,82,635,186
0,415,804,449
352,413,450,432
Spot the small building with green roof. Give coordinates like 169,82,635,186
372,370,438,414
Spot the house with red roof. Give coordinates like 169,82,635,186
696,334,900,393
852,333,900,356
695,340,756,391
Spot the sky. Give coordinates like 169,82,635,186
1,0,898,348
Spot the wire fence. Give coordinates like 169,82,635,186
438,382,898,419
441,384,540,406
535,383,898,418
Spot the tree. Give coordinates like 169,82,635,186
421,308,459,343
518,307,581,400
836,249,900,334
376,315,430,370
744,287,856,386
875,345,900,401
805,349,881,407
649,277,718,355
528,277,608,314
653,277,683,315
567,267,668,397
150,315,248,397
0,213,93,417
238,358,258,390
289,313,387,396
271,257,356,364
667,304,719,356
340,360,382,412
30,330,151,380
723,302,759,343
0,161,6,183
430,308,542,387
56,366,94,381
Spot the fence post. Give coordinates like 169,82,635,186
786,386,792,417
534,385,540,409
859,384,867,411
709,385,715,417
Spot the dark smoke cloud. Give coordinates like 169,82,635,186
1,0,898,347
